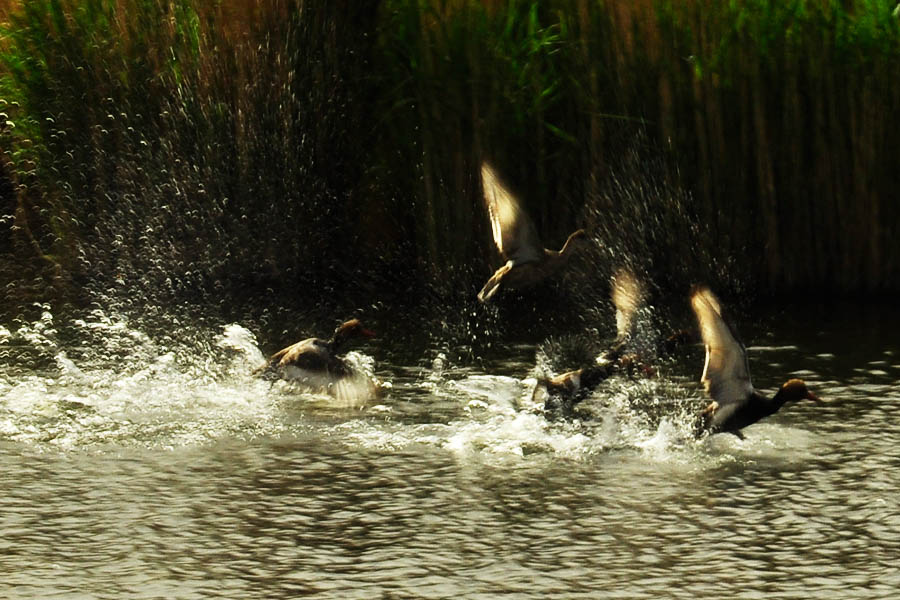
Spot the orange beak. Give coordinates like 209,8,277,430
806,390,822,403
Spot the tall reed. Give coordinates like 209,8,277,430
1,0,898,318
373,0,900,296
1,0,379,309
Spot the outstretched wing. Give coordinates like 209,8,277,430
481,162,543,263
273,338,331,372
690,286,753,406
611,268,645,342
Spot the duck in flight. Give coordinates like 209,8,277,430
691,286,821,439
477,162,588,303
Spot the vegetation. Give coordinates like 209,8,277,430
1,0,898,319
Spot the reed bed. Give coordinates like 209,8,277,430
1,0,898,316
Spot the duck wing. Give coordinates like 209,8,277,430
272,338,332,372
481,162,543,264
690,286,754,407
611,268,645,342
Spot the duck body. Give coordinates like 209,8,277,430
702,389,789,436
478,241,584,302
536,364,617,414
267,338,351,385
691,286,820,439
596,269,697,372
537,268,680,412
540,364,614,399
477,162,587,303
256,319,375,397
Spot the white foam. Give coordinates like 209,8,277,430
443,411,588,457
215,323,266,371
1,312,282,449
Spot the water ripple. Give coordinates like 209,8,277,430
2,308,900,598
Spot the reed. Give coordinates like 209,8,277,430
373,0,900,296
653,0,900,292
373,0,588,293
1,0,379,308
1,0,898,318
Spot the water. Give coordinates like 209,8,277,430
1,303,899,599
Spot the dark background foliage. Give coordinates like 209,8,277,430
1,0,898,325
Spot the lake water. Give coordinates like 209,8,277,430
1,302,899,599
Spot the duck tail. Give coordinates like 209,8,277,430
534,378,574,415
691,400,718,439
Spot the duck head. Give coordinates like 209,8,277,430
776,378,822,404
331,319,375,351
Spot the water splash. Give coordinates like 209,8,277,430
0,310,281,449
215,323,266,374
0,303,791,467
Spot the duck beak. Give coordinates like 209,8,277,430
361,328,376,339
806,390,822,403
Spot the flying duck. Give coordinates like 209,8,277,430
691,286,820,439
477,162,588,303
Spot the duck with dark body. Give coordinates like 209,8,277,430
477,162,588,303
538,361,624,413
255,319,375,386
537,268,697,413
690,286,821,439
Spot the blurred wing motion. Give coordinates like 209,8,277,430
481,162,543,264
690,286,753,407
270,339,331,372
611,268,645,342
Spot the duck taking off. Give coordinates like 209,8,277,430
536,268,696,413
690,286,821,439
535,268,644,412
477,162,588,303
599,267,648,364
255,319,376,403
601,267,698,370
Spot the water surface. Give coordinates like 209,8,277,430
1,304,898,599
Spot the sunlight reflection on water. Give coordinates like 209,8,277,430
1,306,900,598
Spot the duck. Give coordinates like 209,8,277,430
536,363,617,414
690,285,821,439
536,268,695,411
255,319,376,395
477,162,588,303
602,268,699,366
597,267,649,365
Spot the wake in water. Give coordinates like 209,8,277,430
0,307,799,465
0,310,281,449
0,310,396,449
